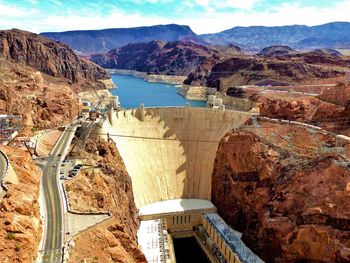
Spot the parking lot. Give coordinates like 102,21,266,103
59,159,83,181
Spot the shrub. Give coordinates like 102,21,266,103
6,232,15,240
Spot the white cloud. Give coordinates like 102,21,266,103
0,3,37,17
191,0,259,10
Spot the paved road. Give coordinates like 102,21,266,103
40,125,76,263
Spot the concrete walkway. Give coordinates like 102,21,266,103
65,213,110,238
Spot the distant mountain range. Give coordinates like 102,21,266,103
41,24,203,54
201,22,350,51
41,22,350,54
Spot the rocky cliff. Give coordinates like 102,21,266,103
212,119,350,262
65,138,145,262
0,29,109,86
91,40,241,76
0,146,41,263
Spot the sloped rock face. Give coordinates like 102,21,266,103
66,138,146,263
0,29,109,84
0,146,42,263
0,59,79,134
211,120,350,262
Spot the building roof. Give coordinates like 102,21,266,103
139,199,216,216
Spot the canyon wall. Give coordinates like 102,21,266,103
211,119,350,262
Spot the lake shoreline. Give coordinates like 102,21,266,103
108,69,187,85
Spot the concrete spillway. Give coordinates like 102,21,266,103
100,107,255,208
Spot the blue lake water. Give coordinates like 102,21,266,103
110,74,206,109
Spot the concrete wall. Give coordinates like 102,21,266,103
100,107,255,208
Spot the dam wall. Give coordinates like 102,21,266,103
100,107,255,208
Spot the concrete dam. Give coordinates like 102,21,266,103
100,106,254,208
99,106,263,263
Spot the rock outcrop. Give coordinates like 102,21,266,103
0,146,41,263
212,119,350,262
65,138,145,262
0,29,109,86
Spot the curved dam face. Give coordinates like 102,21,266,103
100,107,255,208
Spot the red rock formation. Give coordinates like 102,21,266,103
0,146,42,263
212,120,350,262
0,29,109,85
0,59,79,134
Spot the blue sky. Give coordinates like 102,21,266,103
0,0,350,33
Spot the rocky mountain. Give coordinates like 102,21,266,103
0,29,112,131
91,40,241,76
212,118,350,262
201,22,350,51
0,29,109,86
184,50,349,93
41,24,204,54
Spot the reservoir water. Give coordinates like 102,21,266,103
111,74,206,109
